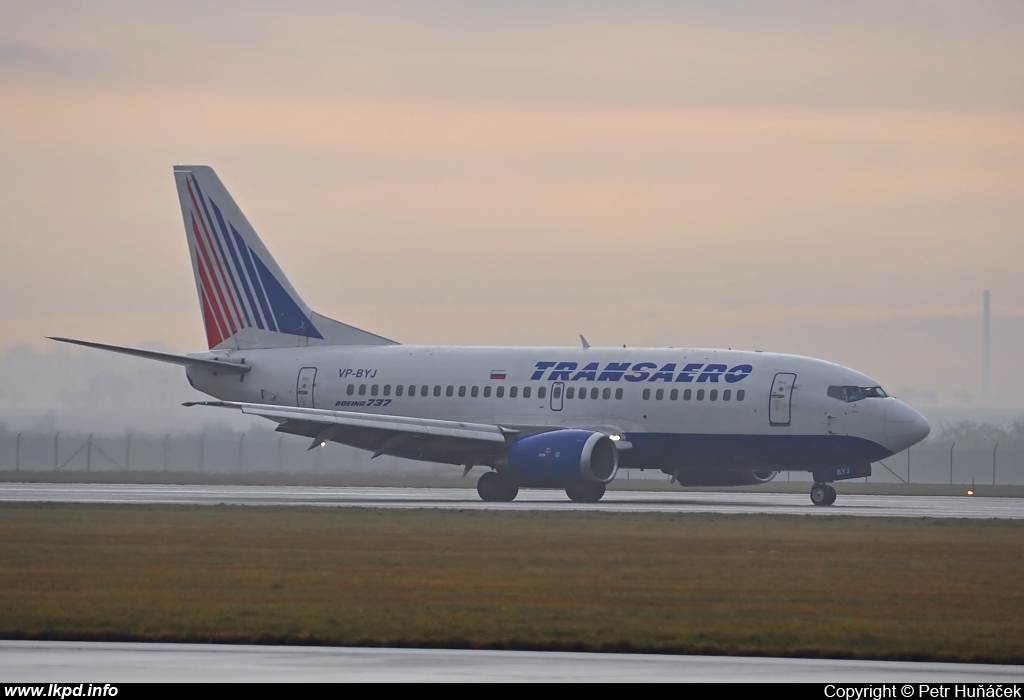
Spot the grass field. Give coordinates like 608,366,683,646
1,503,1022,663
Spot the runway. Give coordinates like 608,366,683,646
2,641,1023,682
1,482,1021,518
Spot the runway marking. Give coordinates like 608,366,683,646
1,641,1023,682
1,483,1022,518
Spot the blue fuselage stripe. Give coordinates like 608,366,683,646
619,433,893,472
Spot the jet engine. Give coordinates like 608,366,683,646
671,469,778,487
502,429,618,488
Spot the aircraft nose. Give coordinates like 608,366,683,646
883,401,931,452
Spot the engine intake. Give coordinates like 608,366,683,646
503,429,619,488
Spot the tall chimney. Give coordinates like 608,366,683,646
983,289,991,401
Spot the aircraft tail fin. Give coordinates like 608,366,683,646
173,165,396,350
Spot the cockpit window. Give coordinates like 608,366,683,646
827,385,888,402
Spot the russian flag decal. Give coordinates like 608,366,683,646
490,370,507,380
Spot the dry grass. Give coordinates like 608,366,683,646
0,503,1022,662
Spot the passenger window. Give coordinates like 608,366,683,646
723,389,731,401
697,389,705,401
359,384,367,396
615,388,623,399
643,388,651,400
553,386,562,399
396,385,403,397
420,385,428,396
566,387,575,399
737,390,745,401
603,388,611,400
656,389,664,401
471,386,479,397
370,385,378,396
433,385,441,397
670,389,678,401
383,385,391,397
347,384,354,396
446,385,454,397
458,386,466,397
484,386,492,398
510,386,518,398
710,389,718,401
684,389,692,401
538,386,546,399
497,386,505,398
591,387,599,399
523,386,531,399
409,385,416,397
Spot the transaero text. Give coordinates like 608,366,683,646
530,361,753,383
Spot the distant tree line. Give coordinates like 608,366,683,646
935,417,1024,446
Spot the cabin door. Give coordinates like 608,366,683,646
549,382,564,411
769,372,796,426
297,367,317,408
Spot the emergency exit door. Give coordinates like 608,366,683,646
549,382,564,411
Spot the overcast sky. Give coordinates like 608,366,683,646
2,0,1023,418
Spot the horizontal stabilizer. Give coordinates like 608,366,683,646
184,400,512,443
48,337,250,374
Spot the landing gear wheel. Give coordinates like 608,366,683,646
810,483,833,507
824,484,837,506
565,482,606,503
477,471,519,502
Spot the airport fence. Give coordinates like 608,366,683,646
0,426,439,476
0,426,1023,485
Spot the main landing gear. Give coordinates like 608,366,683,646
477,471,519,502
475,472,608,504
810,482,837,507
565,482,606,504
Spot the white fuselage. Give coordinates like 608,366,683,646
186,345,930,474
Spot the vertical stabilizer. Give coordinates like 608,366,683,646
173,165,396,350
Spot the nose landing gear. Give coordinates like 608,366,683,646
810,483,837,506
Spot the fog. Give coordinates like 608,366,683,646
1,1,1022,436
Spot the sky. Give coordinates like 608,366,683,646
1,0,1023,428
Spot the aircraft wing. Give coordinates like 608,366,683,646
184,400,516,464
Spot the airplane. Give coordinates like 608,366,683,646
50,165,931,506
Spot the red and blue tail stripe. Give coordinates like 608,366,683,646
194,178,270,333
185,175,321,348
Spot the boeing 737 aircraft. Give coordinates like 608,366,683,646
51,165,931,506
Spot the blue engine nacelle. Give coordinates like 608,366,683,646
502,429,619,488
